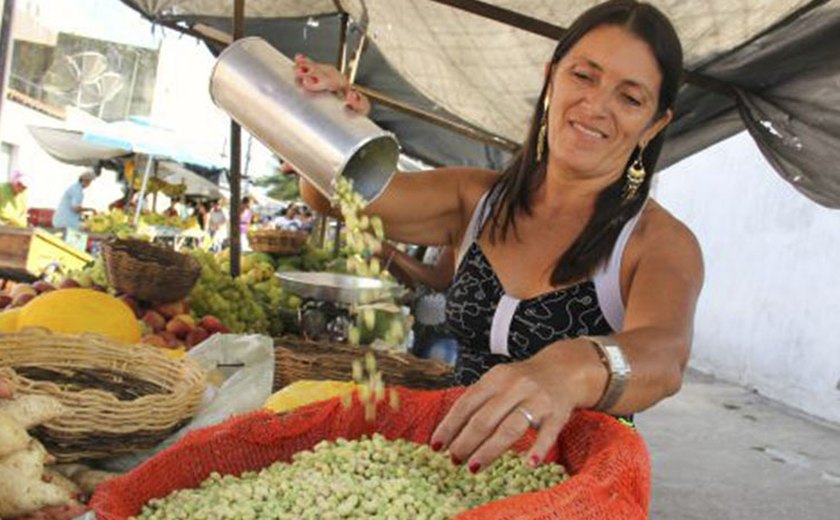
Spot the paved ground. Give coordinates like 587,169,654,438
636,370,840,520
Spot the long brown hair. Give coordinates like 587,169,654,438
483,0,683,285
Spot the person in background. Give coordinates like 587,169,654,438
207,199,228,251
273,205,302,231
163,200,179,218
377,243,458,364
53,171,96,230
0,170,30,227
240,196,254,250
299,208,315,233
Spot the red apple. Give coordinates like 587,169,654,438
154,301,187,319
9,284,36,299
142,311,166,333
59,278,81,289
159,331,180,348
10,293,36,308
198,315,228,334
165,317,193,340
32,280,56,294
185,327,210,348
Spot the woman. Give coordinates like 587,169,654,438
300,0,703,472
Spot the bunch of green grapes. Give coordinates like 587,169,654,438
188,250,269,334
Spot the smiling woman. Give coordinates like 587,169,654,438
299,0,703,474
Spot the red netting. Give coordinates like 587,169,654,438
91,387,649,519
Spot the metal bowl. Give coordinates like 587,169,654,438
277,271,404,305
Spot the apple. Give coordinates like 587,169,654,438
9,284,36,299
0,295,11,309
185,327,210,348
154,301,187,319
10,293,36,308
172,313,196,328
198,315,229,334
165,317,193,340
142,311,166,333
59,278,81,289
32,280,55,294
159,331,181,349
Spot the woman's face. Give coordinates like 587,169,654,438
546,24,672,181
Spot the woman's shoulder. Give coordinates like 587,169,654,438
633,198,703,263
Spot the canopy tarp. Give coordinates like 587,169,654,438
120,0,840,207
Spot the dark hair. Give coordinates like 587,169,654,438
484,0,683,285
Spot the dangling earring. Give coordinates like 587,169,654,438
623,145,646,201
535,92,550,163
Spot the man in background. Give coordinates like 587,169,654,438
0,170,30,227
53,171,96,230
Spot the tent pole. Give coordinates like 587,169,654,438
134,156,154,226
229,0,245,278
0,0,16,127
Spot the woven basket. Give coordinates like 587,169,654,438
247,229,308,255
101,238,200,303
0,329,206,462
274,336,454,392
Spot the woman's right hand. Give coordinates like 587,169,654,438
293,55,371,115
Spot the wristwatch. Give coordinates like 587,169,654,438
582,336,632,412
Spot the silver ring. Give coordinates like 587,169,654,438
515,406,540,429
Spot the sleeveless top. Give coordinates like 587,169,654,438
446,190,646,385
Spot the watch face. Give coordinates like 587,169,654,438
605,346,631,377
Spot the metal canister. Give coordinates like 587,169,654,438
209,37,399,202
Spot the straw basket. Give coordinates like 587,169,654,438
101,238,201,303
273,336,454,392
247,229,308,255
0,329,206,462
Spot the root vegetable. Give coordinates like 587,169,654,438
0,394,65,429
0,440,73,518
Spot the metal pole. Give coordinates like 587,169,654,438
228,0,245,278
0,0,16,127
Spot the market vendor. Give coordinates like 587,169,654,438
0,170,30,227
299,0,703,472
53,171,96,230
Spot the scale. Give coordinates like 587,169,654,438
277,271,405,342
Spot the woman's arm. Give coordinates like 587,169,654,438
431,210,704,470
379,244,456,291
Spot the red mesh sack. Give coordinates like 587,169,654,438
91,387,650,519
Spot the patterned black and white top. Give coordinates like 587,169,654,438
445,190,645,386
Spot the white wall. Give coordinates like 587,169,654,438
655,131,840,425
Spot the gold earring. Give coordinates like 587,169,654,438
623,146,646,201
535,92,550,162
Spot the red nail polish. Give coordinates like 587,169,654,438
530,454,541,467
451,454,462,465
431,441,443,452
468,461,481,474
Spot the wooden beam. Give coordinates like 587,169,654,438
353,84,520,153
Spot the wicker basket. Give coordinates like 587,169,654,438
0,330,206,462
101,238,200,303
248,229,308,255
274,336,454,392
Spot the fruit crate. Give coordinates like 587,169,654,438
0,226,93,282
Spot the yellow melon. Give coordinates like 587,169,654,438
0,308,21,333
18,288,141,344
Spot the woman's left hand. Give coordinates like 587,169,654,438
430,339,602,472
